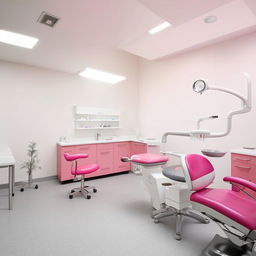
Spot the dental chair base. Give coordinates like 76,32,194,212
123,154,209,240
201,234,254,256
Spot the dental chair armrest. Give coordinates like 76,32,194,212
223,176,256,192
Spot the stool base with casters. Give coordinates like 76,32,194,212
69,174,97,199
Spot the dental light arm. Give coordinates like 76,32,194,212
162,73,252,144
197,115,218,130
204,72,251,138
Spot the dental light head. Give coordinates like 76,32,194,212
192,79,208,94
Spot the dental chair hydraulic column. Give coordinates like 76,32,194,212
122,153,209,240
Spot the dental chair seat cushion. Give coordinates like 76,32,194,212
191,188,256,230
71,164,100,175
162,166,185,182
130,153,168,165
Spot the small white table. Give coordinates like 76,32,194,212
0,144,15,210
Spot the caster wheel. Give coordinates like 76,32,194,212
87,195,91,199
35,184,39,189
204,218,210,224
20,188,24,192
153,219,159,224
69,194,73,199
93,188,97,193
71,189,75,193
175,234,182,241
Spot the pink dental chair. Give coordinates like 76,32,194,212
182,153,256,256
64,153,99,199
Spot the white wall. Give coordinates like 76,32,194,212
138,31,256,188
0,51,139,184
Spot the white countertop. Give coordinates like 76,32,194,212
231,148,256,156
0,144,16,166
57,137,161,147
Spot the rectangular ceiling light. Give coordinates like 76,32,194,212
0,30,39,49
148,21,171,34
79,68,126,84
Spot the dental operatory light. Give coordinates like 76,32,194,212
192,79,208,94
0,30,38,49
78,68,126,84
162,72,252,143
204,15,218,24
148,22,171,34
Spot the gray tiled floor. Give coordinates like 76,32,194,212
0,173,222,256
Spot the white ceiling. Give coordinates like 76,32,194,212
0,0,256,73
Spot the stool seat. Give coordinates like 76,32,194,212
71,164,99,175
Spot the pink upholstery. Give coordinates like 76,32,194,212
71,164,99,175
224,176,256,192
64,153,88,161
185,154,214,181
130,153,168,164
191,188,256,230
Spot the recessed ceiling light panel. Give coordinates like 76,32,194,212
148,21,171,34
0,30,38,49
79,68,126,84
204,15,218,24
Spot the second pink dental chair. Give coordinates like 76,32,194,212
181,153,256,256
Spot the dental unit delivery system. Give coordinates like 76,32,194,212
122,73,252,241
162,72,252,143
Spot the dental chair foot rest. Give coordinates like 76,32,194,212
201,234,251,256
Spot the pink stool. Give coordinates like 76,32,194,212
64,153,99,199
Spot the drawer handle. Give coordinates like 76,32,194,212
235,165,251,169
79,148,89,150
101,167,109,171
235,158,251,161
100,151,110,155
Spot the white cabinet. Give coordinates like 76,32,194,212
74,106,120,130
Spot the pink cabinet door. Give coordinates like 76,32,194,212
97,144,114,175
58,146,75,182
75,144,97,178
231,153,256,196
114,142,131,172
231,154,253,181
130,142,147,156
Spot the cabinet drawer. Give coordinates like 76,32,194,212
231,153,254,165
232,164,253,179
97,143,113,151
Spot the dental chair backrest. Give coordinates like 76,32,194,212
181,154,215,191
163,153,215,190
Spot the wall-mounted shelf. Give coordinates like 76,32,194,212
76,127,121,130
74,106,121,130
75,119,120,122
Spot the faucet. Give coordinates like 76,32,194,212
96,132,101,141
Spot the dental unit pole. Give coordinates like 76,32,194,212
162,72,252,144
197,115,218,130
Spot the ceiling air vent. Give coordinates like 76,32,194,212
37,12,59,27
